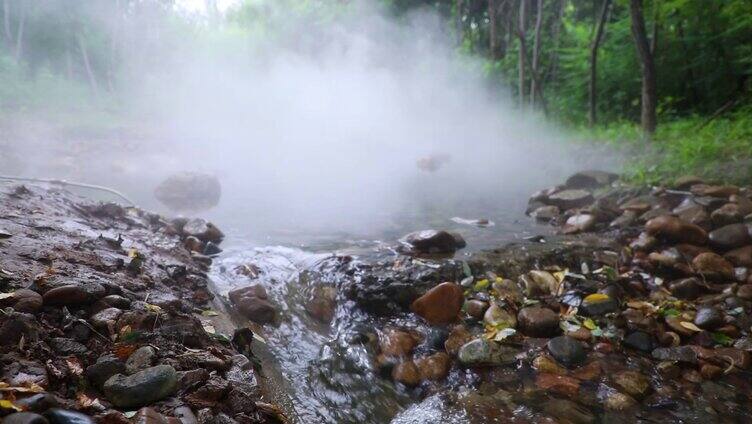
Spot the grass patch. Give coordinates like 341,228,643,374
578,108,752,185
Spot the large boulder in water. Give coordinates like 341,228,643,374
154,172,221,212
399,230,466,254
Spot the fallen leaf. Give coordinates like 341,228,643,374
583,318,598,330
113,343,138,360
201,310,219,317
65,357,84,376
493,328,516,341
0,399,21,411
679,321,702,332
201,321,216,334
473,279,490,291
0,292,14,300
583,293,610,303
123,411,138,418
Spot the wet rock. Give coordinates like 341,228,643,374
610,210,637,228
410,282,463,325
415,352,451,381
562,213,597,234
178,368,210,391
0,289,43,313
379,329,420,357
613,370,651,398
565,170,618,189
399,230,466,254
391,360,420,386
725,245,752,267
669,277,702,300
183,236,203,253
86,354,126,389
692,252,734,280
444,325,473,356
15,393,59,413
629,232,657,251
645,215,708,245
100,294,131,309
492,279,523,303
126,346,157,374
579,294,619,316
547,336,585,367
178,351,228,372
483,303,516,328
49,338,87,355
674,175,704,190
521,270,557,297
132,407,168,424
44,409,94,424
603,392,637,411
464,299,489,320
664,315,695,337
2,359,48,387
651,346,699,364
228,285,277,325
103,365,178,409
700,364,723,379
517,306,559,337
457,338,518,366
547,189,594,210
305,285,337,323
531,205,560,221
542,398,595,424
623,331,653,352
709,223,752,251
0,311,40,344
694,306,724,330
42,282,105,306
185,376,230,408
620,196,656,214
691,184,739,198
182,218,224,243
89,307,122,331
711,203,744,226
737,284,752,300
536,373,580,398
154,172,221,212
533,354,567,375
3,413,49,424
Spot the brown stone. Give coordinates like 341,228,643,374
379,329,421,357
612,370,651,399
415,352,451,381
392,361,421,386
517,307,560,337
444,325,473,356
532,355,567,375
692,252,734,281
0,289,43,313
645,215,707,245
410,282,463,325
536,373,580,398
691,184,739,198
725,245,752,267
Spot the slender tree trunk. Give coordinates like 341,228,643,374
629,0,657,136
13,0,26,61
489,0,498,58
545,0,566,84
589,0,611,127
78,33,99,94
517,0,528,108
530,0,544,108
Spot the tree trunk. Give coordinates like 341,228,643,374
545,0,566,84
589,0,611,127
13,0,26,61
517,0,528,108
629,0,657,136
78,33,99,94
530,0,544,108
489,0,498,58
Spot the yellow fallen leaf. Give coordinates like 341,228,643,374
0,399,21,411
680,321,702,332
584,293,610,303
583,318,598,330
0,292,14,300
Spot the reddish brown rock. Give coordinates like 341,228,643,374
444,325,473,356
691,184,739,198
692,252,734,281
0,289,43,313
645,215,707,245
536,373,580,398
379,329,421,357
392,361,421,386
725,245,752,267
410,282,463,325
228,285,277,324
415,352,451,381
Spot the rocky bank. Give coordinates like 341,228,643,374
0,184,284,424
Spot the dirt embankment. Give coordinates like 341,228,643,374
0,184,284,423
